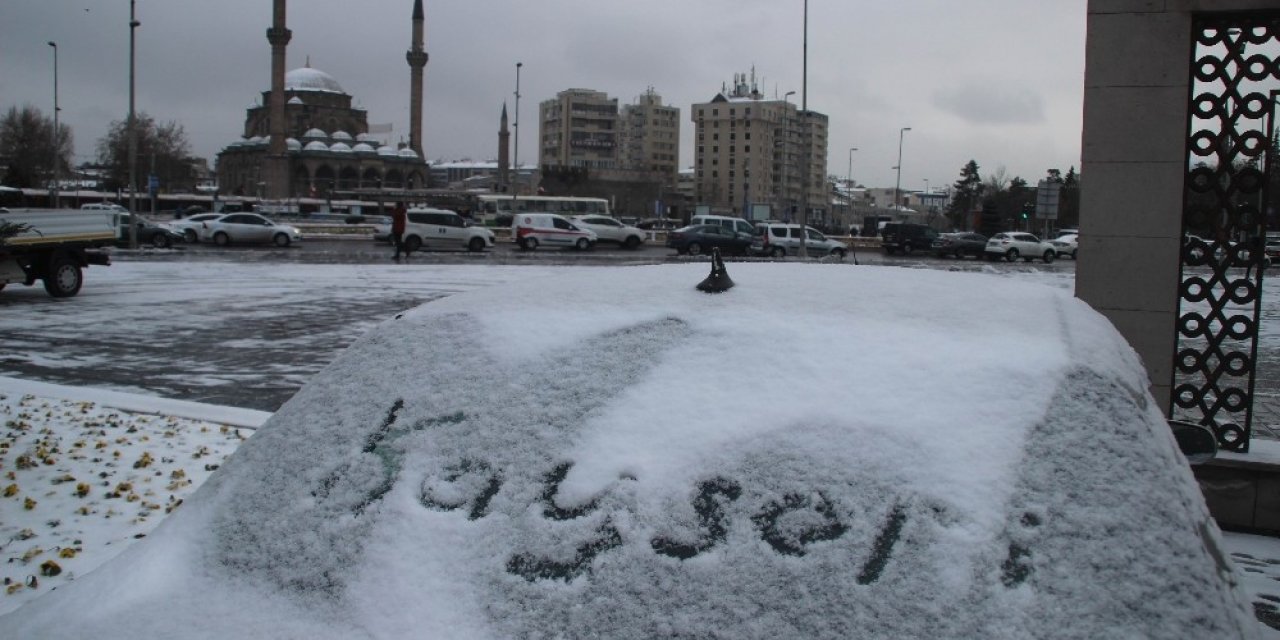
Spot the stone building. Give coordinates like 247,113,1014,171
216,0,429,199
539,89,620,171
691,71,828,223
619,88,681,186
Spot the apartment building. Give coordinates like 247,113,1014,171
539,89,620,171
619,88,681,186
691,71,828,221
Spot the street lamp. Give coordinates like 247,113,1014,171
893,127,911,212
512,62,522,205
48,41,60,209
127,0,141,249
799,0,809,257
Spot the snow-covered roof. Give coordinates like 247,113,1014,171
284,67,346,94
329,142,353,153
377,145,398,157
352,143,375,154
287,96,304,105
398,147,419,158
302,141,329,152
2,264,1256,639
302,128,327,140
331,131,353,142
286,138,302,151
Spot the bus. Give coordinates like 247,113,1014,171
476,194,610,222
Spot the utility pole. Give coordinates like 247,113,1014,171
513,62,522,210
127,0,140,249
799,0,809,257
48,42,60,209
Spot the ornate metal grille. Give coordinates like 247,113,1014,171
1177,15,1276,452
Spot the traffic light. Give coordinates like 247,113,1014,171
1020,202,1033,220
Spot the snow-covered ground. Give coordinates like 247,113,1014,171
0,260,1277,637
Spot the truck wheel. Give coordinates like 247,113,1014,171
43,255,83,298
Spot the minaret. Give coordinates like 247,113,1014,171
406,0,428,158
498,103,510,192
265,0,292,199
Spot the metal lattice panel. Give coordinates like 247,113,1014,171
1176,15,1275,452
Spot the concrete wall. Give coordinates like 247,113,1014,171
1078,0,1280,411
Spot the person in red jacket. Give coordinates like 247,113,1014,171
391,202,407,261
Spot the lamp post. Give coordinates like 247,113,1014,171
893,126,911,212
799,0,809,257
847,147,857,230
47,41,60,208
127,0,141,249
512,62,522,207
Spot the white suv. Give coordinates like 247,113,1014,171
570,215,646,249
984,232,1056,263
750,223,848,259
403,208,495,253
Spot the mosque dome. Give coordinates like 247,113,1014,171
302,128,328,140
287,97,304,105
356,133,375,142
398,148,419,158
284,67,346,94
331,131,353,142
352,143,375,154
286,138,302,151
377,145,398,157
303,141,330,152
330,142,353,153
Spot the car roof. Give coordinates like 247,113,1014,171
7,265,1255,638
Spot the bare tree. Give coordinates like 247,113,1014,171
0,104,73,189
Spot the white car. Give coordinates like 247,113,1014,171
1051,233,1078,259
985,232,1056,263
168,213,224,243
7,264,1253,638
512,212,597,251
750,223,848,258
198,213,302,247
402,208,495,253
570,215,646,249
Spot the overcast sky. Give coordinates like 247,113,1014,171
2,0,1086,191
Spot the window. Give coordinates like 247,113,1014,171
553,217,573,230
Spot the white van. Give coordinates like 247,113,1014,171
511,212,597,251
81,203,129,213
690,214,757,236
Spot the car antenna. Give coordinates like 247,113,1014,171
696,247,735,293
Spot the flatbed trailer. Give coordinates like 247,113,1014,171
0,208,115,297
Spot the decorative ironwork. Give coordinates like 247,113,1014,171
1176,15,1276,452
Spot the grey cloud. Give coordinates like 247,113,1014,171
931,84,1046,126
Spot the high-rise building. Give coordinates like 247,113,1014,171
619,88,680,186
539,89,619,171
691,71,828,221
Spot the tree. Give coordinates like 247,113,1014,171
0,104,73,189
95,113,196,193
1060,166,1081,229
947,159,983,229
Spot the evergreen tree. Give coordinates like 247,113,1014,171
947,160,983,230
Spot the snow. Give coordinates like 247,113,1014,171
0,262,1265,638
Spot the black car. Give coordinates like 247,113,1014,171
114,214,184,248
931,232,988,259
665,224,753,256
881,223,939,255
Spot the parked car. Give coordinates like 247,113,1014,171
690,214,758,236
984,232,1056,263
198,213,302,247
112,213,185,248
1054,228,1080,238
9,264,1254,639
931,232,987,259
402,208,495,253
751,223,848,258
881,223,940,255
1051,233,1079,259
168,212,223,243
637,218,679,231
511,212,597,250
665,224,754,256
571,215,646,249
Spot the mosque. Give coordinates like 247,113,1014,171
215,0,430,200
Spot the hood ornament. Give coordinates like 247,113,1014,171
696,248,735,293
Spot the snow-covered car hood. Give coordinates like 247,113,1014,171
4,264,1258,639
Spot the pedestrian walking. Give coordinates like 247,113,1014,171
391,202,407,261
